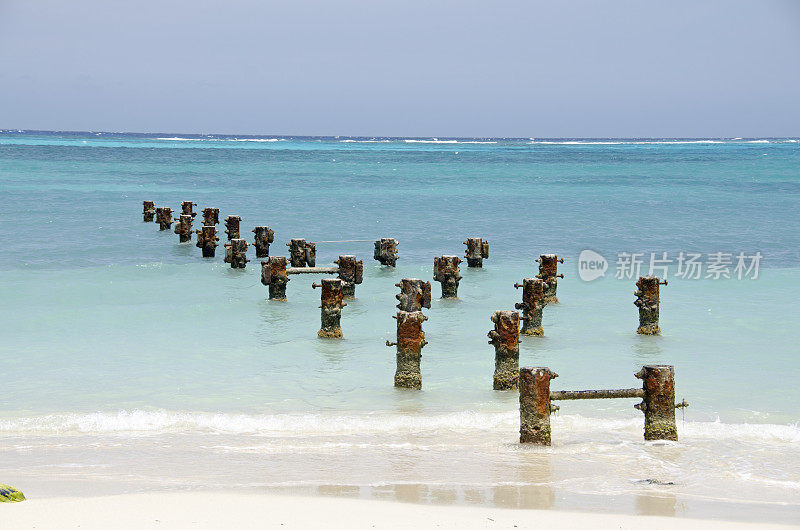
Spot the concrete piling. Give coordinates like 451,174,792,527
463,237,489,268
514,278,547,336
174,214,193,243
488,310,521,390
519,367,559,445
224,238,249,268
261,257,289,300
252,226,275,258
433,256,462,298
224,216,241,240
155,207,173,230
395,278,432,312
202,207,219,226
181,201,197,218
287,238,316,267
374,238,399,267
635,276,667,335
536,254,564,304
334,255,363,297
195,226,219,257
635,365,678,441
387,311,428,389
313,278,346,338
142,201,155,222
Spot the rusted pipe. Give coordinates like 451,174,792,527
334,255,363,298
224,216,241,240
173,214,193,243
550,388,644,400
287,266,339,275
395,278,432,312
463,237,489,268
224,238,249,269
195,225,219,257
488,310,520,390
261,257,289,300
514,278,547,336
313,278,346,338
635,365,678,441
519,367,558,445
433,255,462,298
287,238,316,267
142,201,155,222
536,254,564,304
374,238,399,267
387,311,428,389
181,201,197,218
635,276,667,335
155,207,173,230
202,207,219,226
252,226,275,258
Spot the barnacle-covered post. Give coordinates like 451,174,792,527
334,255,363,297
195,225,219,257
536,254,564,304
155,207,173,230
519,367,558,445
514,278,547,336
174,214,193,243
387,311,428,389
433,256,462,298
635,276,667,335
261,257,289,301
395,278,432,312
488,310,521,390
181,201,197,218
224,238,249,269
142,201,155,222
252,226,275,258
202,207,219,226
224,215,241,240
635,365,677,441
374,238,399,267
463,237,489,268
313,278,346,338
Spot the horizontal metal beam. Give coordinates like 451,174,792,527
286,266,339,275
550,388,644,401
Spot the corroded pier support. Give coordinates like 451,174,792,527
488,310,521,390
252,226,275,258
142,201,155,222
374,238,399,267
261,257,289,300
463,237,489,268
387,311,428,389
395,278,432,312
635,276,667,335
155,207,173,230
224,238,249,269
334,255,363,297
536,254,564,304
514,278,547,336
433,256,462,298
181,201,197,218
174,214,192,243
519,367,559,445
224,216,241,240
313,278,346,338
635,365,678,441
195,226,219,257
202,207,219,226
287,238,316,267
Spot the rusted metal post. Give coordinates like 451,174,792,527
635,276,667,335
195,226,219,257
374,238,399,267
252,226,275,258
536,254,564,304
519,367,558,445
334,255,363,297
181,201,197,218
224,215,241,240
488,310,521,390
463,237,489,268
514,278,547,336
174,214,192,243
224,238,249,269
202,207,219,226
387,311,428,389
433,256,462,298
395,278,432,312
155,207,173,230
313,278,346,338
142,201,155,222
287,238,316,267
635,365,678,441
261,257,289,300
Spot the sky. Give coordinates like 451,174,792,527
1,0,799,137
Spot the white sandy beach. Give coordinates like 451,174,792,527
2,493,795,529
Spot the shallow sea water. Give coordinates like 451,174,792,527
0,132,798,523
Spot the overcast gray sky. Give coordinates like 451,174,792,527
1,0,799,137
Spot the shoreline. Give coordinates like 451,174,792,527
3,492,796,529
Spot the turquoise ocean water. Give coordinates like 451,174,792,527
0,131,798,522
